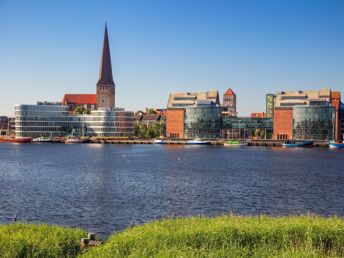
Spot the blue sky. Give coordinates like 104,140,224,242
0,0,344,116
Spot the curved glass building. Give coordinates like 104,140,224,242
184,103,222,139
15,103,134,138
292,105,335,140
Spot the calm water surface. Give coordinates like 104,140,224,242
0,143,343,236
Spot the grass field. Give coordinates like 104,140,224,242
1,215,344,257
0,223,86,258
84,215,344,258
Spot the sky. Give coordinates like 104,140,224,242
0,0,344,116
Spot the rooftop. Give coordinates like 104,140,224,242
167,90,220,108
61,94,97,105
224,88,236,96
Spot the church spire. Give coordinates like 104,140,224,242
96,23,115,110
97,23,114,86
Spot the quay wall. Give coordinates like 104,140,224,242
88,138,330,147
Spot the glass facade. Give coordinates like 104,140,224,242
292,105,335,140
184,105,222,139
15,104,134,138
222,117,273,139
265,94,275,118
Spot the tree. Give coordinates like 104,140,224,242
146,127,156,138
147,108,157,114
74,106,90,115
135,110,144,116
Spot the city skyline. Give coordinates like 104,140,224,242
1,0,344,116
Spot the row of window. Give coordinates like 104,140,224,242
15,116,134,122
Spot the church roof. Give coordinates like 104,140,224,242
97,23,114,86
61,94,97,105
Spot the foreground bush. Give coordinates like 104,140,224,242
84,215,344,258
0,223,86,258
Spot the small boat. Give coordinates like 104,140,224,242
0,137,32,143
329,141,344,149
64,137,87,144
185,139,210,145
282,140,313,148
33,137,55,143
224,140,248,147
154,139,166,144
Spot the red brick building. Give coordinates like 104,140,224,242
330,91,341,140
251,112,265,118
273,107,293,140
166,109,184,139
61,24,115,113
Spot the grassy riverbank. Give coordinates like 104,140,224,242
84,215,344,258
0,223,86,257
1,215,344,257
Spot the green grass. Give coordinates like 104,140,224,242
1,216,344,258
0,223,86,258
83,215,344,258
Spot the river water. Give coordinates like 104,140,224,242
0,143,343,236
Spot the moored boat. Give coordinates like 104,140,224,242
185,139,210,145
329,141,344,149
224,140,248,147
154,139,166,144
282,140,313,148
0,137,32,143
33,136,56,143
64,137,87,144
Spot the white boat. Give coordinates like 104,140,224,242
154,139,166,144
185,139,210,145
33,137,55,143
64,137,86,144
329,141,344,149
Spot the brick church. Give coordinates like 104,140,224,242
61,23,115,112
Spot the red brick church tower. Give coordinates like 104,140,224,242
96,23,115,109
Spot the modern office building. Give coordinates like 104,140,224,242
222,117,273,139
273,89,338,141
167,90,220,108
265,94,275,118
183,101,222,139
166,92,222,139
274,89,331,107
292,105,335,141
14,24,134,138
15,103,134,137
222,88,237,117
